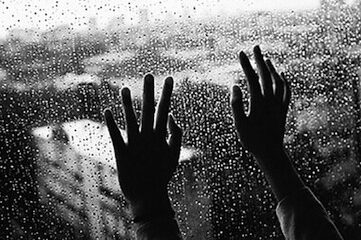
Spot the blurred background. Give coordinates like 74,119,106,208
1,0,361,239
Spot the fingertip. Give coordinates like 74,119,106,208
121,87,131,97
121,87,134,111
231,85,243,110
145,73,154,80
161,77,174,99
254,45,261,55
104,108,113,120
239,51,249,67
104,109,116,131
165,76,174,88
144,74,154,86
239,51,246,60
232,85,242,97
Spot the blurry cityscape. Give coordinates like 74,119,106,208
1,0,361,239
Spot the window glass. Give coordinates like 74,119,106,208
1,0,361,239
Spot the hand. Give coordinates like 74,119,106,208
104,74,182,223
231,46,303,201
231,46,290,160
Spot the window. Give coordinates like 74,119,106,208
1,0,361,239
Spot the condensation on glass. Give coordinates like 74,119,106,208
1,0,361,239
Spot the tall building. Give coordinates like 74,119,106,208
138,8,149,25
107,15,125,32
30,119,209,239
8,28,41,42
88,17,98,32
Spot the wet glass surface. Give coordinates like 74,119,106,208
1,1,361,239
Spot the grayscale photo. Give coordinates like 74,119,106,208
1,0,360,239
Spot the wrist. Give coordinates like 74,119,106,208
130,189,175,224
252,146,305,201
136,217,182,239
252,144,287,168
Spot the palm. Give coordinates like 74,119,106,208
104,74,182,221
231,46,290,157
119,136,176,202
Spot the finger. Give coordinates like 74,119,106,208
281,72,291,112
266,59,283,103
239,51,262,104
254,45,273,99
140,74,155,136
231,85,247,129
104,109,126,155
155,77,173,138
168,114,182,169
121,87,139,141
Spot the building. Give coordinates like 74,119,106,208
32,119,210,239
8,28,41,42
41,24,75,41
33,120,130,238
87,17,98,32
138,8,149,26
107,15,125,33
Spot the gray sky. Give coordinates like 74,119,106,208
0,0,356,37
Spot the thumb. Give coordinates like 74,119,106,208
168,114,182,168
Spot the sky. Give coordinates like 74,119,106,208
0,0,356,37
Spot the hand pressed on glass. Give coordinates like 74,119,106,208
103,46,343,240
231,46,343,240
104,74,182,223
231,45,304,201
231,45,290,159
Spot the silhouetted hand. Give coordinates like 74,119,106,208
104,74,182,223
231,45,290,159
231,46,304,201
